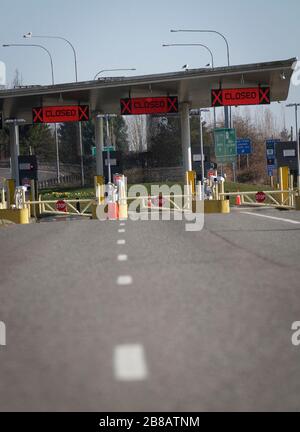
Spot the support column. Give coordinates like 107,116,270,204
180,103,192,173
95,115,104,176
9,122,20,186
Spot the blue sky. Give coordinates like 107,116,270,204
1,0,300,129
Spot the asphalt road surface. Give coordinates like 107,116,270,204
0,208,300,412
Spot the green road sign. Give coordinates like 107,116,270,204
214,128,237,163
103,146,115,152
92,146,115,156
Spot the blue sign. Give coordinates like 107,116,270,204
237,138,252,155
266,139,279,169
268,167,274,177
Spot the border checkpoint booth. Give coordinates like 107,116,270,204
0,57,297,219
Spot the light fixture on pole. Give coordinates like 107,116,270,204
286,103,300,191
162,43,216,130
170,28,231,128
23,31,86,186
199,109,210,200
94,68,136,80
3,43,61,183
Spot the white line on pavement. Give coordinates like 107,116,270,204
114,345,148,381
118,229,126,233
117,240,126,245
120,223,126,226
118,255,128,262
242,212,300,225
117,276,133,285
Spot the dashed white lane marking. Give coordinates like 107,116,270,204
114,345,148,381
120,222,126,226
242,211,300,225
117,240,126,245
118,254,128,262
118,229,126,233
117,276,133,285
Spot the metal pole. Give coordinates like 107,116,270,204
9,122,20,186
25,34,84,185
296,105,300,191
78,122,85,186
200,113,205,200
180,103,192,172
95,115,104,176
54,124,60,182
106,116,112,183
3,43,61,183
170,30,231,127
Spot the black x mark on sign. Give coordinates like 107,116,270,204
167,97,179,113
78,105,89,121
211,90,223,107
259,87,270,104
121,99,132,115
32,108,43,123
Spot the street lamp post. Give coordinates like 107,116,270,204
3,43,61,183
94,68,136,80
287,103,300,191
24,32,85,186
170,29,231,128
162,43,216,129
199,109,210,200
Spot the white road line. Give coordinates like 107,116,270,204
114,345,148,381
242,212,300,225
117,276,133,285
118,229,126,233
118,255,128,262
117,240,126,245
120,223,126,227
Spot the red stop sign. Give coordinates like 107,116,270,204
56,200,67,213
256,192,266,203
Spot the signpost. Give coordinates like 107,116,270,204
211,87,270,107
120,96,179,115
32,105,90,124
214,128,237,163
266,139,279,177
237,138,252,170
214,128,237,181
237,138,252,155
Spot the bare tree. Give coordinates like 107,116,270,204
126,116,147,153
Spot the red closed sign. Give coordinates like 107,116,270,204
211,87,270,107
56,200,67,213
33,105,89,124
121,96,179,115
256,192,266,203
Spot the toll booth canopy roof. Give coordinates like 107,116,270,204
0,58,296,123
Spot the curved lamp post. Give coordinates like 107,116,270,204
23,32,86,186
162,43,216,129
3,43,61,183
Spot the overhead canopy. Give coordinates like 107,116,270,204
0,58,296,124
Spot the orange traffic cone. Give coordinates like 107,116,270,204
236,192,242,206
